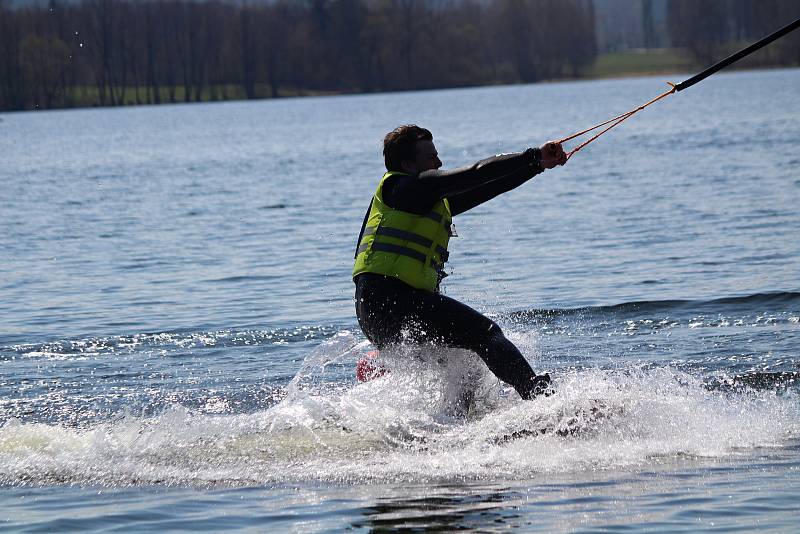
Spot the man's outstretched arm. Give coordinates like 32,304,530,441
448,165,540,216
384,143,566,214
384,149,540,213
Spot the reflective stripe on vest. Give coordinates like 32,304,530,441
424,210,450,226
364,225,434,249
358,241,427,264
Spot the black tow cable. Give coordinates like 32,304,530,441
558,16,800,160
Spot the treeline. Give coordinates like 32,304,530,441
1,0,799,112
2,0,598,111
667,0,800,65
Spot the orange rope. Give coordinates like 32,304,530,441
559,83,677,161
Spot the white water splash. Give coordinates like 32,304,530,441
1,332,798,487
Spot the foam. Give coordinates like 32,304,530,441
1,332,798,487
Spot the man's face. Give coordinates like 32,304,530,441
406,140,442,174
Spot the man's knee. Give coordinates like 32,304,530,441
487,319,507,338
478,321,509,351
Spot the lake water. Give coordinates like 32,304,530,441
1,68,799,531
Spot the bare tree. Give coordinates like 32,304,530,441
7,0,796,113
668,0,731,65
0,1,27,110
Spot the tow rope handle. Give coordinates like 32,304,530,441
558,83,676,161
558,16,800,161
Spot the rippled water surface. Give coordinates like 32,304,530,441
2,69,799,531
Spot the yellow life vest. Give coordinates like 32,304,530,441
352,171,452,292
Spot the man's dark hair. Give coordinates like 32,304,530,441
383,125,433,171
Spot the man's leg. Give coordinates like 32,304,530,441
405,290,551,399
355,274,550,399
354,274,410,349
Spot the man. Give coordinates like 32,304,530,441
353,125,567,399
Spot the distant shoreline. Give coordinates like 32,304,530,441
4,51,797,114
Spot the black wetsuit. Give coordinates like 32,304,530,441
354,148,552,399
